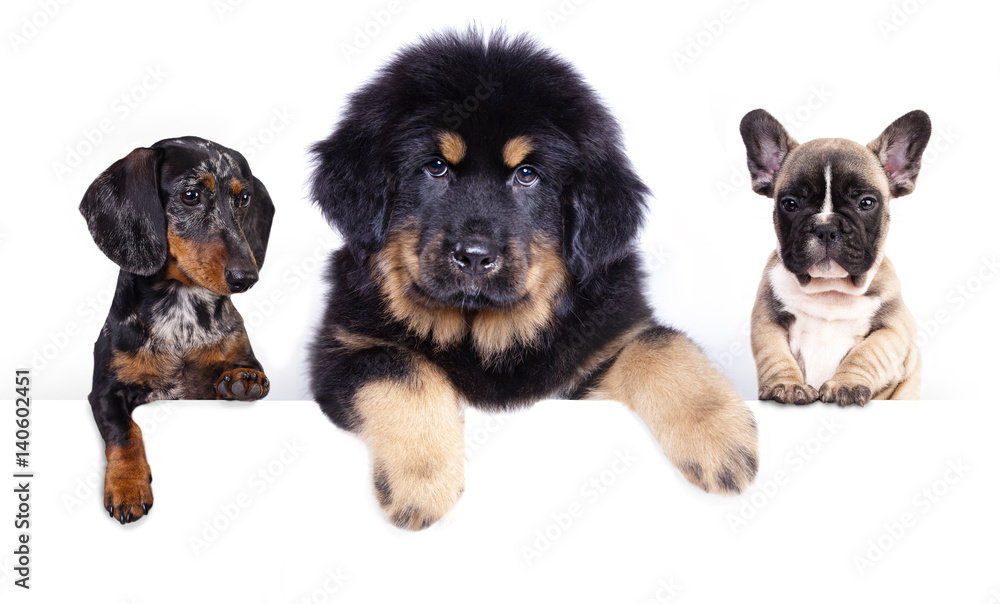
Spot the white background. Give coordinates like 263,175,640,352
1,0,998,602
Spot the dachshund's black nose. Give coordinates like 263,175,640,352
225,267,258,293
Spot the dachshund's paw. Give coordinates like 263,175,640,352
759,381,819,405
215,368,270,401
104,463,153,525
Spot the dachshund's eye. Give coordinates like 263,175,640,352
780,197,799,212
425,159,449,177
237,192,252,208
182,190,200,205
858,196,877,211
514,166,538,187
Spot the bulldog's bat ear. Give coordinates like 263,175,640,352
868,110,932,197
739,109,798,197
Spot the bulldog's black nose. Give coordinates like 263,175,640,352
814,224,839,246
452,240,499,276
225,267,258,293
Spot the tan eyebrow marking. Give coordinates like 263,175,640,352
437,131,467,164
199,174,216,191
502,135,534,168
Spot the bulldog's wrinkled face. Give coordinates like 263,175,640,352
771,139,891,284
740,109,931,287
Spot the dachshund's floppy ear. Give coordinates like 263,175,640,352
240,176,275,270
310,105,392,264
563,131,649,284
79,147,167,276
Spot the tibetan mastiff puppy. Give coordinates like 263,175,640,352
309,30,758,529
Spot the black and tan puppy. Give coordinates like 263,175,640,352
740,110,930,406
310,30,759,530
80,137,274,524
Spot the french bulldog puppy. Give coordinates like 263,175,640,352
739,109,931,406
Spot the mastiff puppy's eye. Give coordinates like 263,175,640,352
425,159,449,177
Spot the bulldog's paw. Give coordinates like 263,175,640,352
215,368,270,401
672,401,759,495
819,381,873,407
759,382,819,405
372,456,464,531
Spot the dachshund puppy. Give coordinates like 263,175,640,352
80,136,274,524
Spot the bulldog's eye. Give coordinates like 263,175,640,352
780,197,799,212
182,190,201,205
858,196,877,211
237,192,252,208
514,165,538,186
425,159,449,177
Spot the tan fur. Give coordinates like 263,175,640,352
229,179,242,195
104,421,153,521
471,239,570,360
753,251,921,404
166,228,231,295
751,255,818,404
437,130,467,165
501,135,534,168
372,229,570,356
371,227,469,347
354,356,464,530
588,331,758,495
817,259,920,403
199,174,216,191
111,349,176,388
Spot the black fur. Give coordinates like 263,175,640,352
308,30,658,424
80,136,274,524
